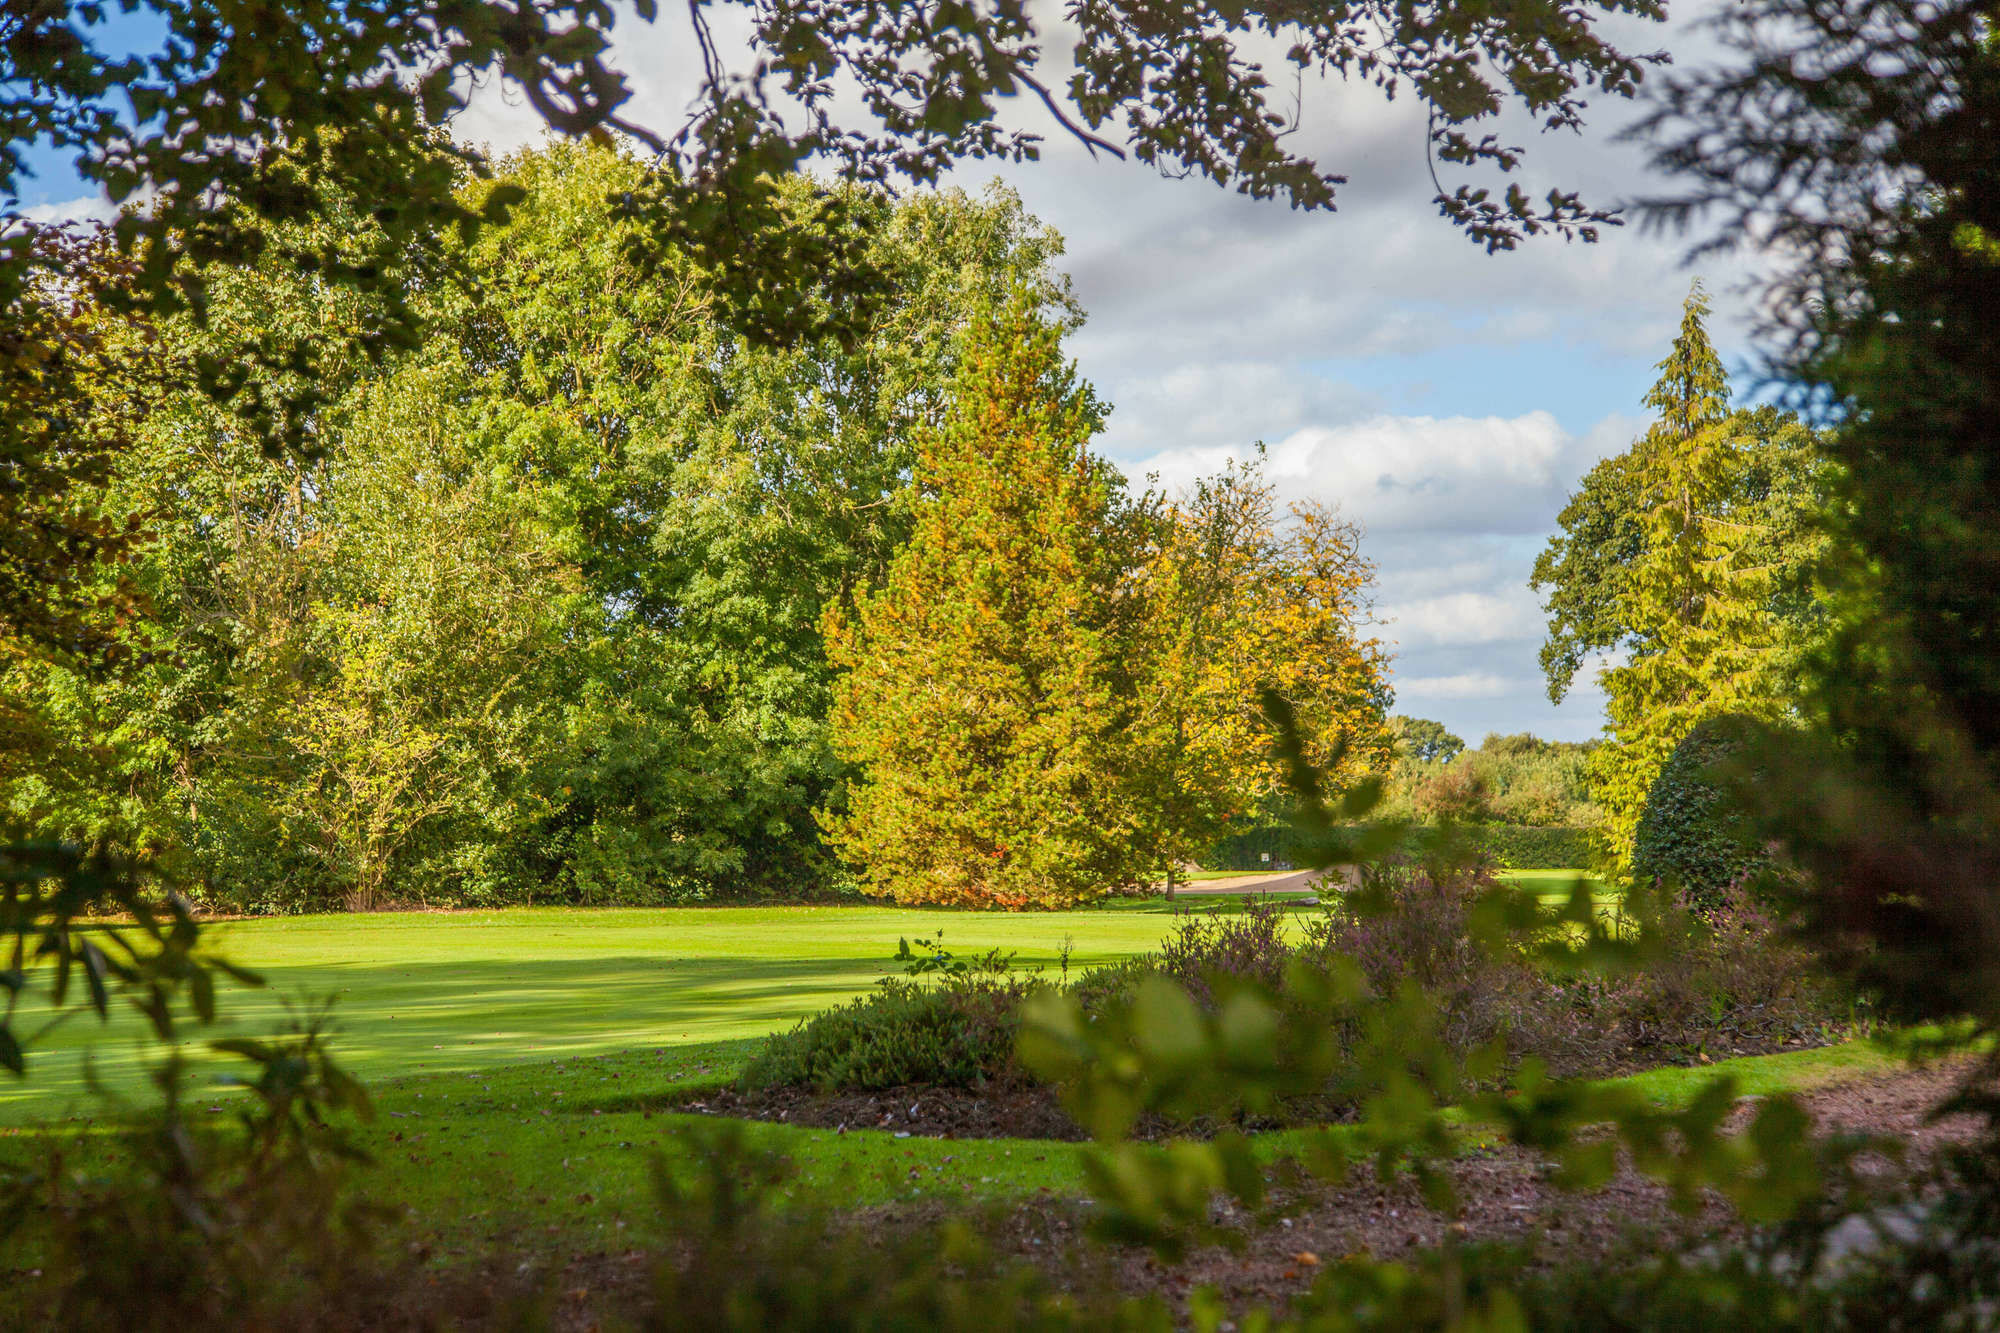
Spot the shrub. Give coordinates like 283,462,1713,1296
1153,900,1298,1005
1308,863,1606,1076
1469,823,1596,869
1121,862,1849,1089
0,1018,385,1330
1632,714,1775,905
1575,878,1856,1063
741,976,1039,1092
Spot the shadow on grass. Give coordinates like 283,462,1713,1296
0,955,933,1124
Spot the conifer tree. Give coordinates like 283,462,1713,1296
821,297,1140,908
1589,284,1797,876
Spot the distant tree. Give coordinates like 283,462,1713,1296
1479,732,1547,759
2,146,1090,910
823,298,1137,908
1560,286,1832,876
1124,464,1391,897
1532,284,1834,874
1393,717,1466,766
1413,759,1493,824
1530,330,1831,711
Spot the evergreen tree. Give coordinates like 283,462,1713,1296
1586,285,1808,875
822,298,1139,908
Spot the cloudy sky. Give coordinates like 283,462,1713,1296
15,2,1765,744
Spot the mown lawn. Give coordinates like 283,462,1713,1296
2,878,1612,1123
0,883,1918,1285
0,897,1280,1123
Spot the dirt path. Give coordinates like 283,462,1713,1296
1171,869,1340,897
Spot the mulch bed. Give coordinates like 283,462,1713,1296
681,1081,1092,1140
353,1061,1994,1330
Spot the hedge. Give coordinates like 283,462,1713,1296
1632,714,1772,906
1201,823,1595,872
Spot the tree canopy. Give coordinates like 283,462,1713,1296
1634,0,2000,1025
1530,284,1834,874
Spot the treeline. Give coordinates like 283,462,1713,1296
5,144,1391,912
1377,723,1599,829
1204,722,1600,871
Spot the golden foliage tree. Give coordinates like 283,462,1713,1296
822,298,1139,908
1124,464,1393,894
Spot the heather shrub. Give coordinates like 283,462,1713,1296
741,975,1041,1092
1306,861,1609,1077
1152,900,1298,1005
1579,877,1858,1063
1111,861,1848,1093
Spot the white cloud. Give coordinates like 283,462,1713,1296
1133,409,1642,538
15,195,114,226
1396,672,1513,701
1380,589,1545,649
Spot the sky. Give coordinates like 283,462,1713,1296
13,1,1768,746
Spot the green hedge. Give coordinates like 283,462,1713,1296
1202,823,1595,872
1468,824,1596,870
1633,714,1771,906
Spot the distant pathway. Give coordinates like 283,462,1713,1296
1169,868,1340,897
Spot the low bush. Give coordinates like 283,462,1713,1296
1118,862,1854,1093
1565,877,1859,1063
740,975,1041,1093
1307,863,1608,1076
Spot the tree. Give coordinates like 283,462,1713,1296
1531,284,1833,875
3,145,1095,910
1531,416,1830,710
1394,717,1467,765
1633,0,2000,1030
823,297,1137,908
1122,464,1392,897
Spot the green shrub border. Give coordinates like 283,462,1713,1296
1202,823,1594,872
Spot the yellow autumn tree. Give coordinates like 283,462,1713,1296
820,296,1142,908
1124,461,1393,894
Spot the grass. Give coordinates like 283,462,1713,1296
2,877,1609,1123
0,899,1267,1123
0,881,1927,1286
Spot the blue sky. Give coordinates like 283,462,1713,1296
13,1,1764,747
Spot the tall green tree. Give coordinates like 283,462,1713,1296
1534,285,1834,874
823,298,1138,909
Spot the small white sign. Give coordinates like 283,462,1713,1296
1260,852,1271,863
